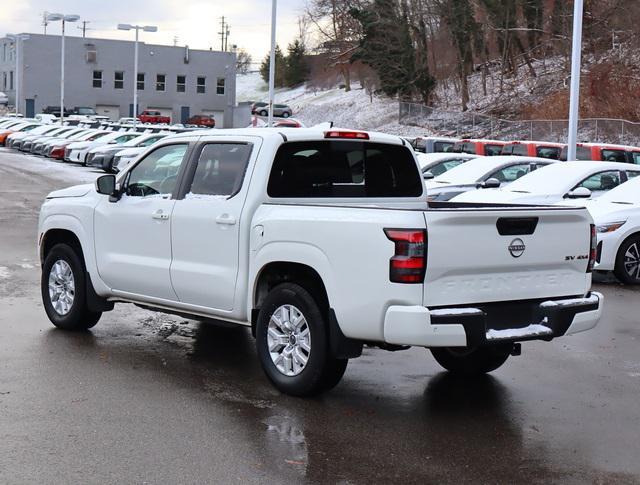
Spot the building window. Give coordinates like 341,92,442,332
92,70,103,88
177,75,186,93
9,71,13,90
114,71,124,89
2,72,6,90
216,77,225,95
137,73,145,91
156,74,166,92
2,44,5,62
196,76,206,94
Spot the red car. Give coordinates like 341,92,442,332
137,110,171,124
452,139,505,156
560,143,640,163
501,141,565,160
186,115,216,127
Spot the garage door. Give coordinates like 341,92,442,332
147,107,173,122
96,105,120,120
202,110,224,126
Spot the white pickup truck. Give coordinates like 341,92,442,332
38,128,603,396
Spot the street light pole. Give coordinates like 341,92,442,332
60,17,66,125
117,24,158,126
134,27,139,124
7,34,29,116
268,0,277,127
46,13,80,126
567,0,584,161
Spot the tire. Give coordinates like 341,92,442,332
614,235,640,284
259,110,268,117
430,344,512,376
282,112,290,118
41,243,101,331
256,283,346,396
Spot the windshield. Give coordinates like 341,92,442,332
433,158,513,185
504,164,581,194
597,177,640,204
426,159,467,177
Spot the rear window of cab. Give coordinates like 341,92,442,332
267,141,423,198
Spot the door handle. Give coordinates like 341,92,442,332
216,214,237,225
152,210,170,221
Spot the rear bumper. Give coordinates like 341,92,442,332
383,292,603,348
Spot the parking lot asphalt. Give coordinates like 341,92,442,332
1,148,639,484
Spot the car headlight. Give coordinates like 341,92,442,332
596,221,626,233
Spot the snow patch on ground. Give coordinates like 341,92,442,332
0,148,100,185
0,267,10,279
236,73,426,137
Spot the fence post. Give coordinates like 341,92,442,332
595,119,599,141
550,121,553,141
530,121,534,140
622,120,625,143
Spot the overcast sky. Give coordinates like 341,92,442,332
0,0,304,65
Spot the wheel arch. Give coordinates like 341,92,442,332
251,261,362,359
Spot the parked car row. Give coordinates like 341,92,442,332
414,146,640,284
409,135,640,162
0,116,203,173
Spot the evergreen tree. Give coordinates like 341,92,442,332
351,0,434,102
285,40,309,87
259,45,286,87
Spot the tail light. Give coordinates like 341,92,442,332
587,224,597,273
384,229,427,284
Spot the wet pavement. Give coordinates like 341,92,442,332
1,149,639,484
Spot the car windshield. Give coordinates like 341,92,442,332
426,159,467,177
504,164,584,194
597,177,640,204
433,158,515,185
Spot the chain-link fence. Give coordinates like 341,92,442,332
399,102,640,146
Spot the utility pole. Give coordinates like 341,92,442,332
173,36,179,47
224,25,230,52
42,12,49,35
78,21,91,38
219,16,226,51
268,0,277,126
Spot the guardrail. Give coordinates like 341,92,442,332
399,102,640,145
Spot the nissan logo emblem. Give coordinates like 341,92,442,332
508,238,526,258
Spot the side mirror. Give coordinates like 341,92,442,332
479,178,501,189
565,187,592,199
423,171,435,180
95,174,120,201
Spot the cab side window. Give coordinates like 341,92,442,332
185,143,252,198
125,144,189,197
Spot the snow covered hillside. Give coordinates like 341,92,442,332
236,72,425,136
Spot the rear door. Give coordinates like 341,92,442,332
169,136,259,311
423,207,592,307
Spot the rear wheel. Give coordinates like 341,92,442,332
41,244,101,331
282,112,290,118
430,344,512,376
256,283,347,396
614,235,640,284
259,110,268,117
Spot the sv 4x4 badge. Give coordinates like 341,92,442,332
565,254,589,261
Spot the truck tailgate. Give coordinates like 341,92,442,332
423,207,592,307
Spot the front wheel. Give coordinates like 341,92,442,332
282,112,290,118
430,344,512,376
41,244,102,331
256,283,347,396
259,110,268,117
614,235,640,284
